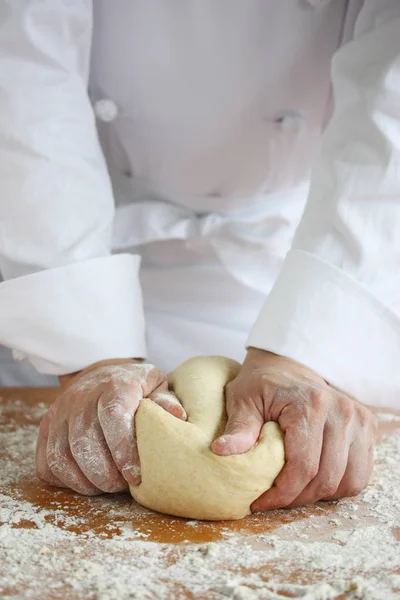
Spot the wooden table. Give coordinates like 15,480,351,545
1,388,399,599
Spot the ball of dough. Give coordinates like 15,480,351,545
130,356,285,520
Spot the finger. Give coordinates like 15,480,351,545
98,383,142,487
149,390,187,421
212,391,264,456
327,440,373,501
140,365,168,397
286,422,349,508
35,409,65,487
69,399,127,493
252,403,325,511
46,419,101,495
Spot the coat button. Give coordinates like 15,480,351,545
274,110,305,134
94,98,118,123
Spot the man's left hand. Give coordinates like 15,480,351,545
212,348,377,511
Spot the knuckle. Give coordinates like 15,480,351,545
106,371,125,388
275,491,297,508
226,415,252,431
309,389,326,412
45,443,56,465
268,481,297,508
69,436,90,461
46,451,61,473
224,380,238,400
46,442,65,474
45,403,57,422
150,367,167,382
276,498,294,509
304,463,319,480
113,439,134,466
337,395,354,425
317,479,339,498
224,388,258,417
99,477,126,494
99,399,126,420
351,406,378,443
360,407,378,432
273,383,305,403
345,482,365,497
292,459,318,481
74,483,99,496
225,394,242,415
100,366,138,389
371,414,379,435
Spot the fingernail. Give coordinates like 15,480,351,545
211,437,226,454
174,406,187,421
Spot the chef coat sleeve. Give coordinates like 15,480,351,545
0,1,146,375
247,0,400,407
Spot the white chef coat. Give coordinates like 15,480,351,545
0,1,399,406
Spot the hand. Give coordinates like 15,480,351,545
212,348,377,511
36,359,186,495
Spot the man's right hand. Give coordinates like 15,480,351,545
35,360,186,495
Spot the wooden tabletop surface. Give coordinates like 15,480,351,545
1,388,399,600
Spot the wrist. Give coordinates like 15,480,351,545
244,347,288,369
58,357,144,391
245,347,325,384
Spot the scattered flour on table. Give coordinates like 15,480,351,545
0,397,399,599
375,412,400,423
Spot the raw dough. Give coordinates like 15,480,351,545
130,356,285,520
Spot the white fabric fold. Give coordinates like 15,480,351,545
248,250,400,407
0,255,146,375
112,184,309,294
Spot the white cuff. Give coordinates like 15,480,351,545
247,250,400,408
0,254,146,375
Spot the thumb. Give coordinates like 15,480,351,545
211,399,263,456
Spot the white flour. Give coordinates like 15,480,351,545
0,398,399,600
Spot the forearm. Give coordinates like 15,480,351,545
0,3,147,374
248,0,400,407
0,1,115,280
